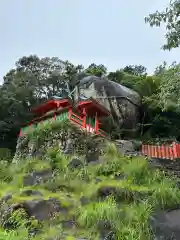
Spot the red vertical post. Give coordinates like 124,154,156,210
145,145,148,156
158,145,162,159
161,145,165,159
151,146,154,157
82,108,86,129
154,146,158,158
19,129,22,137
169,145,174,160
177,144,180,158
54,112,56,120
95,112,99,134
172,142,178,159
165,145,169,159
68,108,72,120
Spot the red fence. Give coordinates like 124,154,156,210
142,142,180,160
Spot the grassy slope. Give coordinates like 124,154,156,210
0,143,180,239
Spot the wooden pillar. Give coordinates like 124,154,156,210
82,108,86,129
68,108,72,120
19,129,22,137
95,112,99,134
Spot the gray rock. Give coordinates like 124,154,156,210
1,193,13,203
74,75,141,133
151,209,180,239
20,190,43,197
86,151,100,163
23,169,53,186
115,139,139,156
23,198,65,221
68,158,83,169
80,196,89,205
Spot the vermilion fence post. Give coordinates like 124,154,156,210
165,146,169,159
151,146,155,157
158,145,161,158
141,142,180,160
148,145,150,156
169,145,174,160
154,146,158,158
161,145,165,159
172,142,178,159
19,129,22,137
177,143,180,158
145,145,148,156
68,108,72,119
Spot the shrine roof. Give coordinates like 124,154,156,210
76,98,110,117
31,98,71,115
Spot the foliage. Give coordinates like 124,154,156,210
145,0,180,50
1,53,180,148
0,144,178,239
4,130,180,240
123,65,147,76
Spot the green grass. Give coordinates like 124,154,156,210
0,141,180,239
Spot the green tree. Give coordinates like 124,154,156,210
123,65,147,76
145,0,180,50
158,63,180,112
0,55,84,150
85,63,107,77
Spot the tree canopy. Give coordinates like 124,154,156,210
1,54,180,152
145,0,180,50
2,2,180,151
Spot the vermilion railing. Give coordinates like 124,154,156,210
142,142,180,160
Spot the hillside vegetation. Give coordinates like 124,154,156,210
0,142,179,239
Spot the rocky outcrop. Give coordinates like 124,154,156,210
14,124,105,161
74,75,141,132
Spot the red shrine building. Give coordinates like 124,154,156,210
19,97,110,137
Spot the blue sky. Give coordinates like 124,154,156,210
0,0,179,82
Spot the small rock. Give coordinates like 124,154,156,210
95,178,102,183
86,151,100,163
80,196,89,205
23,198,65,221
20,190,43,197
1,193,13,203
68,158,83,169
23,169,53,186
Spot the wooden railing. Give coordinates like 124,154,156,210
69,111,84,127
142,142,180,160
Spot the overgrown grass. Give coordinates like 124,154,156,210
0,141,180,239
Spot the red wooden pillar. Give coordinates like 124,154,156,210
68,108,72,119
95,112,99,134
161,145,166,159
169,145,174,160
158,145,162,159
165,145,170,159
172,142,178,159
154,146,158,158
19,129,22,137
54,112,56,120
152,146,155,158
82,108,86,129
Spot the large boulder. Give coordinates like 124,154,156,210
74,75,141,132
